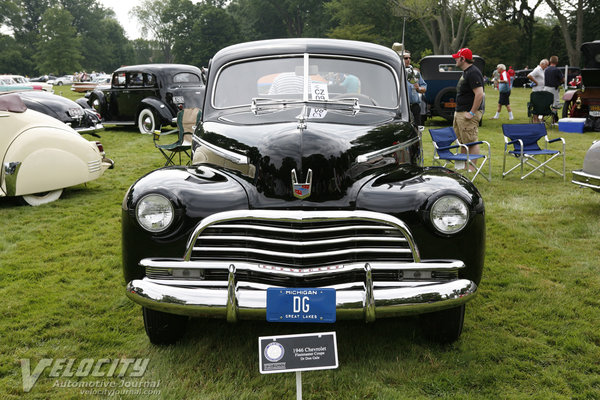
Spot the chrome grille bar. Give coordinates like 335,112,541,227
184,210,421,266
196,235,407,246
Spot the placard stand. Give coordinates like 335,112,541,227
296,371,302,400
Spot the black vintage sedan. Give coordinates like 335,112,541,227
122,39,485,344
85,64,205,134
15,89,103,135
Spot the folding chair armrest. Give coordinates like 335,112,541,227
437,143,462,152
546,137,565,144
506,138,522,146
464,140,485,147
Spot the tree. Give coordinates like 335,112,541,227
467,22,522,74
544,0,584,66
228,0,291,40
390,0,478,54
131,0,175,62
0,34,31,74
34,7,82,74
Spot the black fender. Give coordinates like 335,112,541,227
122,166,249,283
75,97,91,109
87,90,107,117
355,165,485,286
138,98,176,126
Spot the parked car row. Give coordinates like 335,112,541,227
0,74,53,92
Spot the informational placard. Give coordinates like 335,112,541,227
259,332,338,374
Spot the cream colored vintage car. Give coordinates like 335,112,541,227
0,93,113,206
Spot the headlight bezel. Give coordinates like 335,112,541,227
135,193,176,233
428,194,470,235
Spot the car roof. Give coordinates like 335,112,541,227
114,64,202,74
210,38,402,70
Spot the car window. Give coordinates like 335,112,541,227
173,72,201,84
145,74,157,87
113,73,126,87
438,64,459,72
213,55,399,109
128,72,144,88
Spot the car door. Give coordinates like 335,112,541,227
121,72,158,121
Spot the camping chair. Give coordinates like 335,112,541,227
502,123,565,181
527,91,561,127
153,107,201,166
428,127,491,182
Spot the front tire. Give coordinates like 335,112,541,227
21,189,63,206
138,108,160,134
419,305,465,343
142,307,188,345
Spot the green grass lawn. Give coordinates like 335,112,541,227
1,87,599,399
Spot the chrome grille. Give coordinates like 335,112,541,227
185,210,418,268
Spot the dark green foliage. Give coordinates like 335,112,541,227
34,7,82,75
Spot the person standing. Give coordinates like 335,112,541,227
452,48,484,171
403,51,427,125
491,64,514,120
527,59,549,91
528,59,549,123
543,55,564,107
507,66,515,87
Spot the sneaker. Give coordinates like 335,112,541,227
491,116,499,120
509,117,514,120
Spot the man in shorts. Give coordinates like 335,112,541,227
452,48,484,171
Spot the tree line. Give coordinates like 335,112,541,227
1,0,598,77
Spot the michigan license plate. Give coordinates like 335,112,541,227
590,105,600,117
266,288,336,323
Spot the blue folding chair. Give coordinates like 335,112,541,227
502,123,565,180
429,127,491,182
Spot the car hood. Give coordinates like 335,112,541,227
196,107,418,202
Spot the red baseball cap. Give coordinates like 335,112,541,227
452,48,473,60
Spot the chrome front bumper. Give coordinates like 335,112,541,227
126,261,478,322
572,169,600,191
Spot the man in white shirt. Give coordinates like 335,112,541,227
527,59,549,92
528,59,549,123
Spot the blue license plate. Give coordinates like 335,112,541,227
266,288,336,323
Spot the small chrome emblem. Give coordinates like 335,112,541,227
291,168,313,199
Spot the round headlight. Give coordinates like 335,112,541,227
430,195,469,234
136,194,174,233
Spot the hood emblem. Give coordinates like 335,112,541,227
291,169,313,199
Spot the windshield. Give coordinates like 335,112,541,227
213,55,399,109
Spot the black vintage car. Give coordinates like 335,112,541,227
16,90,103,135
419,55,486,122
122,39,485,344
84,64,205,134
563,40,600,122
512,69,533,88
